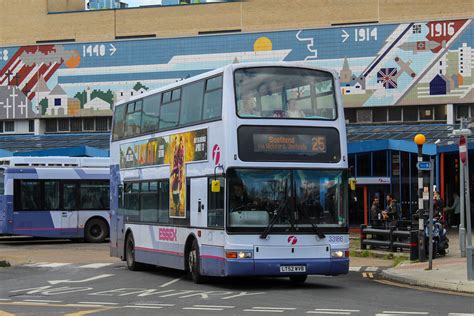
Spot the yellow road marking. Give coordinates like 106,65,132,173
65,307,115,316
0,310,15,316
0,302,115,316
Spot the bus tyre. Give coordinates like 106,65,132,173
289,275,307,284
188,239,205,284
84,218,109,243
125,233,145,271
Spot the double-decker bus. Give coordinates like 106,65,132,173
110,62,349,283
0,157,110,242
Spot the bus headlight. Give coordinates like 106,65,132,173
331,250,349,258
226,251,252,259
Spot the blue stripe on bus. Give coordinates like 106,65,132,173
74,169,110,180
5,168,38,174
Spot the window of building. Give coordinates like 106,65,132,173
202,76,223,120
96,117,109,131
180,80,204,125
112,104,126,140
45,120,57,133
419,105,434,121
372,107,387,123
457,105,470,120
140,181,158,223
344,108,356,123
70,118,82,132
4,121,14,132
373,151,387,177
28,120,34,133
388,107,402,122
58,119,70,132
54,98,62,106
402,106,418,122
356,109,372,123
79,180,109,210
142,94,161,133
356,153,371,176
83,118,95,131
434,104,447,121
0,122,3,133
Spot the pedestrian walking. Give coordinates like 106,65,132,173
443,192,460,227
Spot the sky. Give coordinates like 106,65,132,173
124,0,162,6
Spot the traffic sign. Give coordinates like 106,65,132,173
416,161,432,170
460,135,467,164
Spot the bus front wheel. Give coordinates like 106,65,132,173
84,218,109,243
289,275,307,284
188,239,205,284
125,233,144,271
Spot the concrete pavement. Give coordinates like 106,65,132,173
381,230,474,293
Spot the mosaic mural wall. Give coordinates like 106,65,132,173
0,18,472,120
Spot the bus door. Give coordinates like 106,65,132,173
190,178,208,227
61,181,79,235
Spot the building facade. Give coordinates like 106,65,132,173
0,0,472,224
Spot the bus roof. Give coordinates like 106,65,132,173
0,156,110,168
114,61,337,107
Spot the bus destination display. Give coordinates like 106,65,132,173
253,134,326,154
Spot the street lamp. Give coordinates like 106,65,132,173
414,133,426,262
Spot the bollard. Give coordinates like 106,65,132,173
360,224,367,250
410,230,419,261
467,246,474,281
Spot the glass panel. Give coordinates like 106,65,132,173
159,100,180,129
44,180,60,210
235,67,337,120
179,80,204,125
140,182,158,222
435,104,447,120
202,89,222,120
20,180,41,210
373,107,387,122
206,76,222,91
71,118,82,132
172,89,181,101
356,153,371,177
45,120,57,132
373,151,387,177
125,102,141,136
419,105,433,120
227,169,347,232
124,182,139,221
388,107,402,121
162,91,171,103
142,94,161,133
158,181,169,223
356,109,371,122
80,180,110,210
96,117,108,131
344,108,356,123
208,177,224,228
403,107,418,122
83,118,95,131
63,182,77,210
0,170,4,195
457,105,469,119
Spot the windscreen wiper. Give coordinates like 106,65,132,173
298,205,326,239
260,199,287,239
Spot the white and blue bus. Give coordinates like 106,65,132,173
0,157,110,242
110,62,349,283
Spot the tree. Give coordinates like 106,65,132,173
91,89,114,107
74,91,87,108
133,82,149,92
39,98,48,115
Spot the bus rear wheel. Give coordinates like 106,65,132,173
188,239,205,284
125,233,144,271
289,275,307,284
84,218,108,243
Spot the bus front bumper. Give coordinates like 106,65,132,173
223,258,349,276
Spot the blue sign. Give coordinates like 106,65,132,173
416,161,432,170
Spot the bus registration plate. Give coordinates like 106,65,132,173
280,265,306,273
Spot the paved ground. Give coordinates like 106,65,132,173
1,237,474,315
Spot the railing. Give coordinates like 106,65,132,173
360,222,419,260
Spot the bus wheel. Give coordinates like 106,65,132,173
289,275,307,284
125,233,144,271
84,218,108,243
188,239,205,284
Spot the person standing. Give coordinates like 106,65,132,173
371,196,382,224
444,192,460,227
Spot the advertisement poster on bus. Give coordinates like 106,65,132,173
119,129,207,218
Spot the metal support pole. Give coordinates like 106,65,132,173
417,144,426,262
459,121,467,258
464,138,473,280
428,158,434,270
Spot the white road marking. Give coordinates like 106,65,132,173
77,301,119,305
160,277,182,288
314,309,360,312
244,309,284,313
365,267,378,272
349,267,361,272
194,305,235,309
79,263,113,269
253,307,297,310
382,312,429,315
23,299,62,303
134,303,175,307
124,305,163,309
307,312,351,315
35,263,71,268
183,307,223,311
0,299,12,301
449,314,474,316
48,273,114,285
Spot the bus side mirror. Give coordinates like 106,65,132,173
211,180,221,193
349,178,357,191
